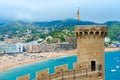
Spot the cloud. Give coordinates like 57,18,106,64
0,0,120,22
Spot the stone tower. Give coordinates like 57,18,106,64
75,25,108,79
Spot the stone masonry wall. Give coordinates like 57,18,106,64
75,25,108,79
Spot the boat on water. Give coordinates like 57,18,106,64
116,60,120,62
49,58,66,61
110,69,117,72
116,65,120,69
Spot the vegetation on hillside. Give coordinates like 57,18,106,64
0,19,119,42
104,21,120,42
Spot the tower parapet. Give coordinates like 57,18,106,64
75,25,108,39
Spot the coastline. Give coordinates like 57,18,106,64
105,47,120,52
0,54,77,73
0,50,76,72
0,48,120,72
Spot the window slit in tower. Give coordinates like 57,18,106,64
80,32,82,38
96,31,99,35
104,32,107,37
101,32,104,37
85,32,88,36
76,32,78,38
80,32,82,35
90,32,93,36
95,31,99,38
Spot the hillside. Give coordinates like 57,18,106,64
104,21,120,41
0,19,119,42
0,19,96,33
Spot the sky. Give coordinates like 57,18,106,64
0,0,120,23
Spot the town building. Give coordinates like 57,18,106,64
0,42,23,54
23,42,75,53
23,42,55,53
55,42,75,51
109,41,120,47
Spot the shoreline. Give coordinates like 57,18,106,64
0,48,120,72
0,58,47,73
105,47,120,52
0,50,76,72
0,54,77,73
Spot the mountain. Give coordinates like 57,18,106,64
0,19,119,41
0,21,34,34
0,21,8,26
0,20,12,26
33,19,96,30
0,19,96,34
33,19,95,26
104,21,120,26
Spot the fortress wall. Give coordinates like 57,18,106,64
16,74,30,80
36,69,49,80
16,61,103,80
49,74,56,80
52,64,68,79
55,64,68,73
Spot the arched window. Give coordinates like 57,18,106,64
91,61,96,71
96,31,99,35
85,32,88,36
80,32,82,36
90,32,94,35
101,32,104,36
104,32,107,37
76,32,78,36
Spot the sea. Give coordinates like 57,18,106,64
0,50,120,80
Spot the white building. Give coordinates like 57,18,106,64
105,37,111,43
0,42,23,54
112,41,120,47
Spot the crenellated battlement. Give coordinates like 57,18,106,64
75,25,108,38
17,63,103,80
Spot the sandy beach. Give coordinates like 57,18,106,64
0,50,76,72
0,47,119,72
